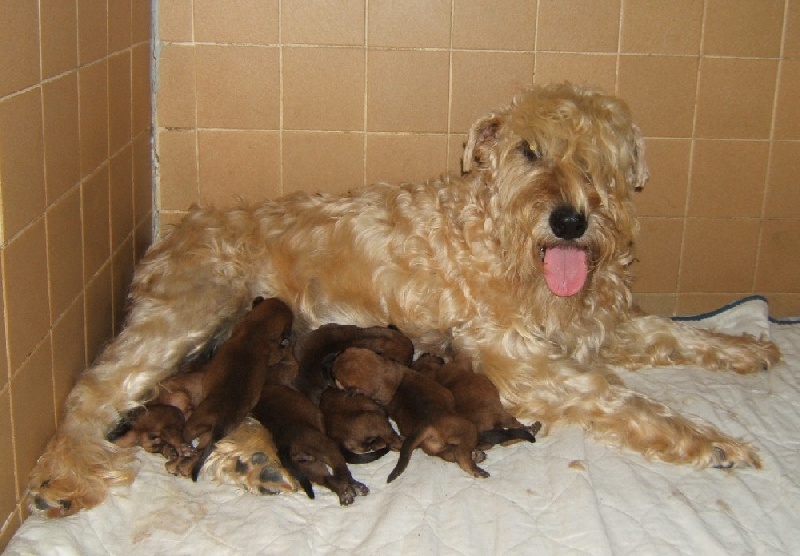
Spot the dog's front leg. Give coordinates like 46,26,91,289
476,347,761,469
605,314,779,373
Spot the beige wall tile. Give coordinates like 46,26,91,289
679,218,760,292
131,0,151,43
0,268,6,386
695,58,778,139
82,166,111,280
283,132,365,194
132,43,151,137
109,51,132,155
775,59,800,140
0,389,16,523
755,220,800,292
764,141,800,218
768,294,800,318
282,0,364,46
196,45,280,129
40,0,78,79
51,299,85,417
42,72,80,204
633,293,677,316
0,1,40,96
632,218,682,292
367,50,450,133
46,188,84,322
448,133,467,175
110,146,135,250
112,237,135,334
283,47,365,131
535,53,616,93
3,220,50,373
621,0,702,55
198,130,281,205
158,130,199,210
618,55,698,138
85,265,113,366
11,339,55,495
366,134,449,185
632,139,690,217
368,0,451,48
135,214,154,263
78,0,108,65
786,0,800,58
0,88,46,239
108,0,132,53
537,0,620,52
451,51,534,133
688,140,769,218
703,0,784,57
158,0,193,42
194,0,279,44
156,44,197,129
79,61,109,177
453,0,536,51
133,133,153,225
676,293,751,316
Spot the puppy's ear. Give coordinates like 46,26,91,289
252,296,265,308
462,114,503,174
628,124,649,191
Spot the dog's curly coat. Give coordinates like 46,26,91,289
28,83,779,516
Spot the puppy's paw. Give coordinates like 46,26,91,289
200,418,296,494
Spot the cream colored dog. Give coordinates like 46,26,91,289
29,83,779,517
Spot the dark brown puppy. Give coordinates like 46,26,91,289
111,404,192,461
318,388,402,463
294,324,414,405
253,381,369,506
180,296,294,477
413,353,541,449
333,347,488,482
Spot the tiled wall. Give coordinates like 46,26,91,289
0,1,152,547
156,0,800,318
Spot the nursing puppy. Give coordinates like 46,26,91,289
180,297,294,477
333,347,488,482
109,404,191,461
318,388,402,463
294,323,415,405
413,353,541,449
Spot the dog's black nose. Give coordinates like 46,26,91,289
549,206,587,240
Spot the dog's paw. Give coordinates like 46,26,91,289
702,442,762,470
199,418,296,494
714,335,780,374
330,478,369,506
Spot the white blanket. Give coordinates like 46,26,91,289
7,297,800,555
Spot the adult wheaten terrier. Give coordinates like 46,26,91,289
28,83,779,517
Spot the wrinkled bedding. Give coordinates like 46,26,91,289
6,297,800,555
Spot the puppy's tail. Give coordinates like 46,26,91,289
277,445,314,499
343,446,391,464
477,421,542,448
387,427,429,483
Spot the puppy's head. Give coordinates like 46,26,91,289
463,83,647,301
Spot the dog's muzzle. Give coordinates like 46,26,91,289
542,206,589,297
549,205,587,240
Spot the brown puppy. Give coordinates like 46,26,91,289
333,347,488,482
110,404,192,461
294,324,415,405
413,353,541,449
253,383,369,505
318,388,403,463
180,296,294,477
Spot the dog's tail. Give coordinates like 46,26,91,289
477,421,542,448
387,426,429,483
277,445,315,499
343,446,391,464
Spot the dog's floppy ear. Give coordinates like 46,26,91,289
462,114,503,174
629,124,649,191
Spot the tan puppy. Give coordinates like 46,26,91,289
318,388,403,463
110,404,191,461
333,347,488,482
413,353,541,449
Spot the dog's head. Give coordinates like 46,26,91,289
463,83,648,300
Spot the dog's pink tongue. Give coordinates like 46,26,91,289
543,246,588,297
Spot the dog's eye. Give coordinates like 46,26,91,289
518,140,539,163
